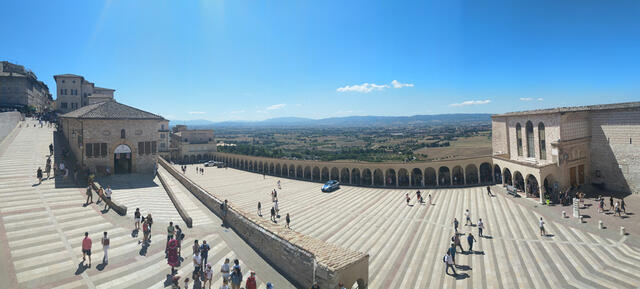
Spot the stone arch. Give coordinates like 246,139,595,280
438,166,451,186
269,163,275,175
258,161,263,173
282,164,288,177
503,167,512,186
494,164,502,184
190,155,196,163
330,167,339,180
275,163,281,175
398,168,410,187
312,167,320,181
183,155,189,163
296,165,303,179
341,168,350,184
254,161,258,172
452,166,464,185
362,169,371,186
526,174,539,198
543,174,556,196
479,162,492,184
304,166,312,180
425,167,437,186
411,168,423,187
385,169,396,186
514,171,525,191
373,169,384,186
351,168,361,185
321,167,329,182
465,164,478,185
288,164,295,177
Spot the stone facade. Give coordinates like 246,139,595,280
492,101,640,199
54,74,115,113
169,127,217,163
0,61,53,112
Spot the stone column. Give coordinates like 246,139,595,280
395,174,399,187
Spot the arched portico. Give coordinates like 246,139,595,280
282,164,288,177
465,164,478,185
297,165,303,179
398,169,409,187
288,164,295,177
452,166,464,185
313,167,320,181
351,168,361,185
362,169,372,186
304,166,312,180
321,167,329,182
479,162,492,184
373,169,384,186
514,171,525,191
438,166,451,186
331,167,339,181
341,168,350,184
526,174,540,198
503,167,512,185
411,168,423,187
425,168,436,186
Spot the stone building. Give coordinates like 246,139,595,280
59,101,169,174
492,101,640,201
54,74,115,114
169,125,217,163
0,61,53,112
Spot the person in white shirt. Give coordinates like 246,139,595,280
464,209,471,226
477,219,484,237
539,217,546,236
104,186,112,211
445,252,456,275
220,258,231,282
193,253,202,279
101,231,110,264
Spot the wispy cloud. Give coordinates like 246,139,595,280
391,80,414,88
337,80,414,93
188,111,206,115
450,100,491,107
266,103,286,110
520,97,544,102
230,110,245,114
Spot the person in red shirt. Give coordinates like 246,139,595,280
245,271,257,289
82,232,92,267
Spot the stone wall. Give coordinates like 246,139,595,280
0,111,22,144
590,108,640,194
158,157,369,289
491,116,508,156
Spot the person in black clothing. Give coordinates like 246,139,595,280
285,213,291,229
270,207,276,222
609,196,614,211
36,167,43,184
200,240,210,272
49,143,53,155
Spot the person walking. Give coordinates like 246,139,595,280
101,231,110,264
405,193,411,205
49,143,54,155
615,201,622,217
467,233,477,253
285,213,291,229
257,201,262,216
230,266,243,289
270,206,276,222
85,185,93,205
277,180,281,189
464,209,472,226
452,218,459,234
147,214,154,241
598,199,604,214
166,222,175,254
274,200,280,218
245,271,257,289
45,161,51,180
36,167,43,184
416,190,422,203
453,234,464,253
175,225,183,257
539,217,546,236
82,232,92,267
609,196,614,211
477,218,484,237
203,264,213,289
427,193,432,206
621,198,626,214
140,220,150,244
200,240,211,271
487,186,493,197
444,251,456,276
220,258,231,282
222,200,229,227
448,243,457,265
134,208,141,231
192,251,202,280
192,240,200,257
103,186,112,211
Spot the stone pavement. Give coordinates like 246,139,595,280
0,121,293,289
182,164,640,289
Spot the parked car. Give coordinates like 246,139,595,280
204,161,216,167
321,180,340,192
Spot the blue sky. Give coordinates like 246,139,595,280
2,0,639,121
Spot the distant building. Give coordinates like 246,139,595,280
492,101,640,199
0,61,53,112
169,126,216,163
59,101,169,174
54,74,115,113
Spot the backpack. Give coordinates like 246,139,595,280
443,255,447,263
103,237,110,246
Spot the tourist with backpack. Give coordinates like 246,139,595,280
444,251,456,276
167,238,179,275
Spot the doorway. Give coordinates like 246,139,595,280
570,166,577,187
114,144,132,174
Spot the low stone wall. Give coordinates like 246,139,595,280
91,182,128,216
158,157,369,289
156,168,193,228
0,111,22,144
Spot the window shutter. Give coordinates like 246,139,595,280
101,143,107,157
86,143,92,158
151,141,157,154
94,143,100,158
138,142,144,155
145,142,151,155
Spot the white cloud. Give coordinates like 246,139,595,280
520,97,544,102
188,111,206,114
337,83,389,93
337,80,414,93
266,103,286,110
449,100,491,107
391,80,414,88
230,110,245,114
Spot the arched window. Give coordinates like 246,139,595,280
120,129,126,139
526,121,534,158
516,123,523,156
538,122,546,160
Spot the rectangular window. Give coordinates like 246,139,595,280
101,143,107,157
160,133,165,139
138,142,145,155
86,143,93,158
151,141,157,154
145,142,151,155
93,143,100,158
60,102,68,109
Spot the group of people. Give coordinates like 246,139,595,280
80,231,111,267
597,195,627,217
405,190,432,206
133,208,155,245
259,185,291,228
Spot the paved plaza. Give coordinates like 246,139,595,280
0,121,292,289
181,165,640,289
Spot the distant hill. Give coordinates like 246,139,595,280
170,114,491,128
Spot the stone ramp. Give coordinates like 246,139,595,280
183,165,640,289
0,123,293,289
157,166,217,227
